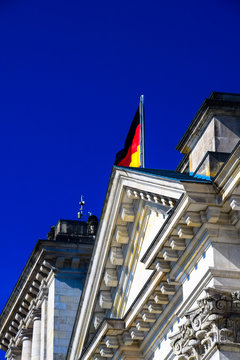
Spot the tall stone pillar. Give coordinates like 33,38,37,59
39,286,48,360
31,309,41,360
20,329,32,360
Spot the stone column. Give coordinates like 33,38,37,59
31,309,41,360
39,286,48,360
20,329,32,360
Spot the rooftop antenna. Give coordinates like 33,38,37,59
78,195,85,219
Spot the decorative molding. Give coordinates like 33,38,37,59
36,285,48,307
147,301,163,314
122,332,133,345
93,313,105,330
120,205,135,222
109,247,123,266
130,328,144,340
93,356,105,360
205,206,221,224
115,225,129,244
184,212,202,227
170,288,240,360
141,311,155,322
30,309,41,322
136,320,150,331
99,345,113,357
19,328,32,341
177,225,193,239
125,187,176,208
162,248,178,262
104,269,118,287
230,196,240,211
170,237,186,251
5,345,21,360
160,283,175,295
153,293,169,304
104,335,118,348
154,259,171,272
99,291,112,309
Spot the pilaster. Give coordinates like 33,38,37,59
39,286,48,360
31,309,41,360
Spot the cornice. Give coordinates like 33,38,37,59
140,284,182,357
214,141,240,201
141,193,189,268
141,181,228,270
80,319,125,360
170,222,239,284
176,95,240,154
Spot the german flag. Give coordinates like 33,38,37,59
114,107,141,167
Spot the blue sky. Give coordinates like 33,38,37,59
1,0,240,357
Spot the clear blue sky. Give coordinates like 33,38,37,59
0,0,240,357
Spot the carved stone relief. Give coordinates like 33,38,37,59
170,288,240,360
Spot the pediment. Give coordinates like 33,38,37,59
69,167,187,358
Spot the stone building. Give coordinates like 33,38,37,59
1,92,240,360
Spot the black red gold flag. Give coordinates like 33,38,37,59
114,107,141,167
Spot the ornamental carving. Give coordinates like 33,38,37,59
169,288,240,360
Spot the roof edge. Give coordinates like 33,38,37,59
176,92,240,154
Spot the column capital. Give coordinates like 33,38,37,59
36,286,48,306
30,309,41,322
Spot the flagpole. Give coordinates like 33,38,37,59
140,94,146,168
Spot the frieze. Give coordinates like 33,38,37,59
169,288,240,360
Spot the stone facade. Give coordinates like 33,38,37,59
1,92,240,360
0,219,96,360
